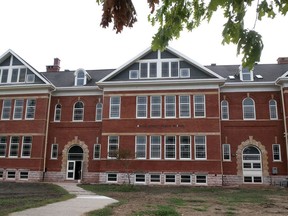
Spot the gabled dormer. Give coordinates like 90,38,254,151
0,49,50,86
239,65,254,81
74,68,91,86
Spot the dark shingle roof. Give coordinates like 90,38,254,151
206,64,288,82
41,69,114,87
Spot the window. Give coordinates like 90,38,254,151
108,136,119,158
129,70,139,79
0,69,8,83
107,173,117,182
165,96,176,118
140,62,157,78
136,96,147,118
181,174,191,184
150,96,161,118
243,97,255,120
94,144,101,159
26,74,35,83
269,99,278,120
180,68,190,78
150,174,161,183
165,136,176,159
223,144,231,161
51,144,58,159
165,174,176,183
161,61,179,78
73,101,84,121
196,175,207,184
9,136,19,158
240,67,253,81
244,176,262,183
13,99,24,120
195,136,206,160
179,95,190,118
75,70,85,86
221,100,229,120
150,135,161,159
0,170,3,178
20,171,29,180
0,136,7,157
194,95,205,117
135,136,146,159
54,104,62,122
180,136,191,159
135,174,146,183
1,99,12,120
25,99,36,119
110,96,120,118
7,171,16,179
96,103,103,121
21,136,32,158
11,68,26,83
272,144,281,161
140,63,148,78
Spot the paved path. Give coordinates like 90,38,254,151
10,182,118,216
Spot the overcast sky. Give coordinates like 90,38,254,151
0,0,287,72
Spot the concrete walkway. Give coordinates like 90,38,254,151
10,182,118,216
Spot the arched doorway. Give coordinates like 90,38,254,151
242,146,262,183
67,145,83,180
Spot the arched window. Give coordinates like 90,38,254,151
68,146,83,160
54,104,62,122
73,101,84,121
221,100,229,120
96,103,103,122
269,99,278,120
74,69,91,86
243,97,255,120
242,146,262,183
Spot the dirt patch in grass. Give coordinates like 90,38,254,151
0,182,73,216
81,184,288,216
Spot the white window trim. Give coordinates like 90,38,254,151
150,96,162,118
164,174,176,184
272,144,281,162
240,66,254,81
179,135,191,160
194,136,207,160
179,95,191,118
1,99,12,120
74,68,91,86
150,135,161,160
109,96,121,119
269,99,278,120
19,171,29,180
7,170,16,179
9,137,19,158
221,100,229,120
54,104,61,122
149,173,161,184
242,97,256,120
165,95,176,118
96,103,103,122
106,173,118,183
222,144,231,161
73,101,84,122
129,70,139,79
164,136,176,160
25,99,36,120
194,95,206,118
135,136,147,159
13,99,24,120
134,174,146,184
0,137,7,158
136,96,147,118
107,136,119,159
195,175,207,185
180,174,192,184
21,136,32,158
180,68,190,78
51,144,58,159
93,144,101,159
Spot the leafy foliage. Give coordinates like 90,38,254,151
97,0,288,69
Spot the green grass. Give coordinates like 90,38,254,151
80,184,139,194
85,201,125,216
0,182,74,216
132,205,180,216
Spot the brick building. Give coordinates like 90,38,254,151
0,48,288,186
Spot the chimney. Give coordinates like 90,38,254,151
46,58,61,72
277,57,288,64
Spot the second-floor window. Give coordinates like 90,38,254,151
243,97,255,120
179,95,190,118
73,101,84,121
25,99,36,120
194,95,205,117
96,103,103,121
13,99,24,120
165,136,176,159
0,136,7,157
195,136,206,160
136,96,147,118
54,104,62,122
21,136,32,158
221,100,229,120
269,99,278,120
135,136,146,159
150,96,161,118
1,99,12,120
9,136,19,158
110,96,120,118
150,135,161,159
165,96,176,118
108,136,119,158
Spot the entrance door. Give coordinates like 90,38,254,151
242,146,262,183
66,145,84,180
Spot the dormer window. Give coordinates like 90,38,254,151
74,68,91,86
240,66,253,81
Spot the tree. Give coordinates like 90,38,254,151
96,0,288,69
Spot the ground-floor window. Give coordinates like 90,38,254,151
107,173,117,183
93,144,101,159
165,174,176,184
7,171,16,179
180,174,191,184
20,171,29,180
150,174,161,183
195,175,207,184
243,176,262,183
0,170,3,178
135,174,146,183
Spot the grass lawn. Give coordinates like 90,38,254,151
80,184,288,216
0,182,74,216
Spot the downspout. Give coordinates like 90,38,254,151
219,83,225,186
42,87,55,181
280,86,288,175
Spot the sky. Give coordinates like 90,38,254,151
0,0,287,72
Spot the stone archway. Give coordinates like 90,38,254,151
61,136,89,178
236,136,269,176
